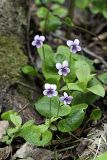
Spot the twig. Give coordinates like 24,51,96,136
93,137,101,160
58,145,76,152
16,81,41,93
27,9,35,67
18,103,29,113
83,48,107,68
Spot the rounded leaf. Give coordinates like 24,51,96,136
58,109,85,132
35,96,71,118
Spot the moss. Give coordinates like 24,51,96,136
0,35,28,87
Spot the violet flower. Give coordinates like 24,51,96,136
43,83,58,98
67,39,81,53
32,35,45,48
56,60,70,76
59,92,73,105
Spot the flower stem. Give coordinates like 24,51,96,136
49,98,52,125
42,46,45,60
63,77,70,95
69,53,72,66
57,101,60,117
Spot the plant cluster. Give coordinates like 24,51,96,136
1,34,106,147
35,0,107,33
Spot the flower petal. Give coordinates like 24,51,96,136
64,100,67,105
67,40,73,47
67,68,70,73
56,63,62,70
36,42,43,48
58,69,63,75
50,84,57,90
70,47,77,53
40,36,45,42
64,92,68,97
69,96,73,101
43,90,48,96
52,91,58,96
47,94,53,98
32,41,36,46
44,83,51,89
77,46,81,51
34,35,39,40
59,96,65,102
74,39,80,45
63,60,68,67
63,72,68,76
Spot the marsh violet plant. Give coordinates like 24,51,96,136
2,35,106,147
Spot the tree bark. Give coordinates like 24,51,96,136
0,0,42,123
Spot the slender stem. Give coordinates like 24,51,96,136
66,0,75,38
57,101,60,117
42,46,45,60
63,77,70,95
69,53,72,66
49,98,52,125
69,132,79,140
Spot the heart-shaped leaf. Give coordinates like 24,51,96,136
58,108,85,132
35,96,71,118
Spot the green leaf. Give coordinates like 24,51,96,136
90,108,102,121
35,130,52,146
7,127,19,136
37,44,53,60
35,96,71,118
71,103,88,111
55,45,71,63
52,5,67,18
87,84,105,97
40,14,61,31
92,152,107,160
21,124,41,145
72,91,99,105
10,114,22,126
61,82,85,92
76,0,90,9
21,122,52,146
75,60,93,84
52,0,64,4
1,110,22,126
42,55,60,81
64,17,73,26
90,0,107,18
55,45,77,82
21,65,37,76
1,110,15,121
37,7,49,18
58,108,85,132
98,72,107,84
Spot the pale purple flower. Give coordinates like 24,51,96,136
59,92,73,105
43,83,58,98
56,60,70,76
32,35,45,48
67,39,81,53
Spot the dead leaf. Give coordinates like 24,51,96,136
12,143,54,160
0,146,11,160
0,121,9,140
77,123,107,159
